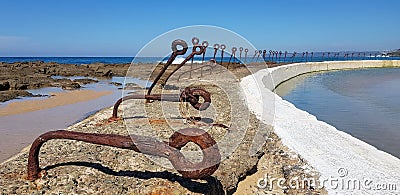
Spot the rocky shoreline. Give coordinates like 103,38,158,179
0,62,326,194
0,61,130,102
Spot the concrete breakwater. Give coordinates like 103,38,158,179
241,60,400,194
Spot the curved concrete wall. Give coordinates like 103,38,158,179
240,60,400,194
269,60,400,91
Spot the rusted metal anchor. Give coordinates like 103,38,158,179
220,44,226,64
305,52,309,62
227,47,237,69
292,52,297,62
239,47,243,62
27,38,222,181
262,50,267,62
256,50,262,62
284,51,288,62
27,128,221,181
251,50,258,62
213,44,219,61
109,39,210,121
110,87,211,120
201,41,209,64
244,48,248,63
189,37,200,79
269,50,273,62
274,51,278,62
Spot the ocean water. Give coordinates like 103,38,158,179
276,68,400,158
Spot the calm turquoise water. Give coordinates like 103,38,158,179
276,68,400,158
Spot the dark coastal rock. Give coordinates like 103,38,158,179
61,82,81,90
0,90,34,102
0,61,131,100
109,82,122,86
0,81,10,91
14,83,29,90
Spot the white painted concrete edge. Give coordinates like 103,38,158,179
240,60,400,194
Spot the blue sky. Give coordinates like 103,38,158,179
0,0,399,56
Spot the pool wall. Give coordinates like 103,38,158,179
269,60,400,90
241,60,400,194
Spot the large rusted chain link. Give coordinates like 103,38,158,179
179,88,211,111
27,128,221,181
109,87,211,121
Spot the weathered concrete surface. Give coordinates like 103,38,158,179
241,60,400,194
